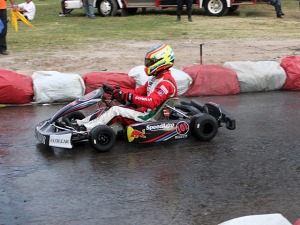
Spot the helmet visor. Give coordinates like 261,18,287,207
145,58,160,67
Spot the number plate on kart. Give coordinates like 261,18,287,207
49,133,72,148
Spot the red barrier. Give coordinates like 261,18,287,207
0,68,33,104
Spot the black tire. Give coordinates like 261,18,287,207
97,0,118,17
121,8,138,16
204,0,229,16
63,111,85,122
190,113,218,141
228,5,239,13
89,125,116,152
127,8,138,14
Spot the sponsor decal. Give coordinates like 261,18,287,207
50,139,70,144
130,129,146,139
49,133,72,148
176,121,189,135
146,123,175,131
175,134,188,139
127,127,147,142
135,96,152,102
160,85,168,95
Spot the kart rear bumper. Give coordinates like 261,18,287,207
190,100,236,130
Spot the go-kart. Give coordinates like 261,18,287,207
35,84,236,152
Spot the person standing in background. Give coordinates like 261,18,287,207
0,18,3,33
83,0,95,19
59,0,73,17
176,0,193,22
0,0,17,55
269,0,284,18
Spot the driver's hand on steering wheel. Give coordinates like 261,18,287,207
112,89,127,104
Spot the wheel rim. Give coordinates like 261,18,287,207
100,1,112,15
97,132,111,145
207,0,223,14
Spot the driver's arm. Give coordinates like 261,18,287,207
128,81,175,110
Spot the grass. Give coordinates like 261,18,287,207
7,0,300,52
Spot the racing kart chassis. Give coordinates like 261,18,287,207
35,86,236,152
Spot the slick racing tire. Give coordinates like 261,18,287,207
63,111,85,122
190,113,218,141
89,125,116,152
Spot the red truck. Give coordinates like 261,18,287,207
65,0,261,17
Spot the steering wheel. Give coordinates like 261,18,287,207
102,83,126,105
103,83,114,94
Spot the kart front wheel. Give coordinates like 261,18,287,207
89,125,116,152
190,113,218,141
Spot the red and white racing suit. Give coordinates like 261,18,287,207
78,69,178,131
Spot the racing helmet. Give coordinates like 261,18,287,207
144,44,175,76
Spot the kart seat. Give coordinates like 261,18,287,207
149,98,178,121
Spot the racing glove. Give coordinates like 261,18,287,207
112,89,127,105
112,89,134,105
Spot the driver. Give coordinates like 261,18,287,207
74,43,178,132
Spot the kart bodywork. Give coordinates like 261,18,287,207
35,87,236,152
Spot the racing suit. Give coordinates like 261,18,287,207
77,69,178,132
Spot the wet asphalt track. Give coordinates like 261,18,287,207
0,91,299,225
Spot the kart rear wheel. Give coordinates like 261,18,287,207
190,113,218,141
89,125,116,152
